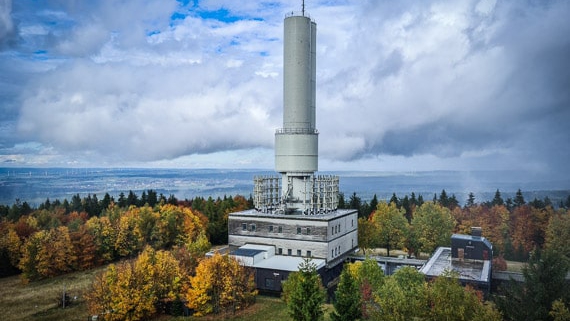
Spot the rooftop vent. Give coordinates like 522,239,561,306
471,227,482,238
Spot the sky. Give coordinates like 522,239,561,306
0,0,569,180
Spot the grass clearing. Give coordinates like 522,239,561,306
1,268,333,321
0,267,105,321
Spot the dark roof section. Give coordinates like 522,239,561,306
231,248,265,257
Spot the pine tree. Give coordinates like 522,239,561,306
495,249,570,320
492,189,504,206
514,189,526,207
331,265,362,321
282,258,326,321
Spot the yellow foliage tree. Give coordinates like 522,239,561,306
0,226,21,268
85,216,116,263
86,246,186,321
36,226,77,277
114,209,143,257
184,252,257,316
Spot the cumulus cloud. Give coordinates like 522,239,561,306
1,0,569,177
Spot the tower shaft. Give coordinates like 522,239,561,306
274,14,318,213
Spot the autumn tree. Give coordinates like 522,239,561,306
370,201,408,256
411,202,455,254
372,266,428,320
427,271,502,320
70,225,98,271
348,257,385,318
157,204,207,248
550,300,570,321
545,209,570,259
184,252,257,316
19,227,77,282
86,246,186,321
0,225,21,273
357,217,376,255
36,226,77,277
172,231,211,274
372,268,501,321
282,258,326,321
85,216,116,264
114,209,143,257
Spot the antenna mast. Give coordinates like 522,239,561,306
302,0,305,16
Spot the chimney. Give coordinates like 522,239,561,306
471,227,482,238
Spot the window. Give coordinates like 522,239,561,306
278,248,283,255
297,227,301,234
265,278,275,288
269,225,273,232
297,250,302,256
251,224,256,232
242,223,247,231
288,249,292,256
307,250,312,257
352,219,354,227
278,226,283,233
331,249,334,257
306,227,311,234
331,227,334,234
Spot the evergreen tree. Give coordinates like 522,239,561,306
389,193,400,207
439,189,449,208
127,190,139,207
494,249,570,320
331,264,362,321
338,192,346,209
401,195,412,223
118,192,127,208
368,194,379,218
349,193,363,218
449,194,459,209
410,192,417,206
492,189,504,206
101,193,112,211
417,194,424,206
514,189,526,207
282,258,326,321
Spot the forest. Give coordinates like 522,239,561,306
0,188,569,320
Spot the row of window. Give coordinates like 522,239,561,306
277,248,312,258
331,219,356,235
331,224,341,235
241,223,311,235
332,245,342,258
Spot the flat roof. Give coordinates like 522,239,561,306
226,244,326,272
420,247,491,283
253,255,326,272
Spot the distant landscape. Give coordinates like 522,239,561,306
1,167,569,207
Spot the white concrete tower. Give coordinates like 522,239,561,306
274,11,319,213
228,5,358,287
252,4,338,215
